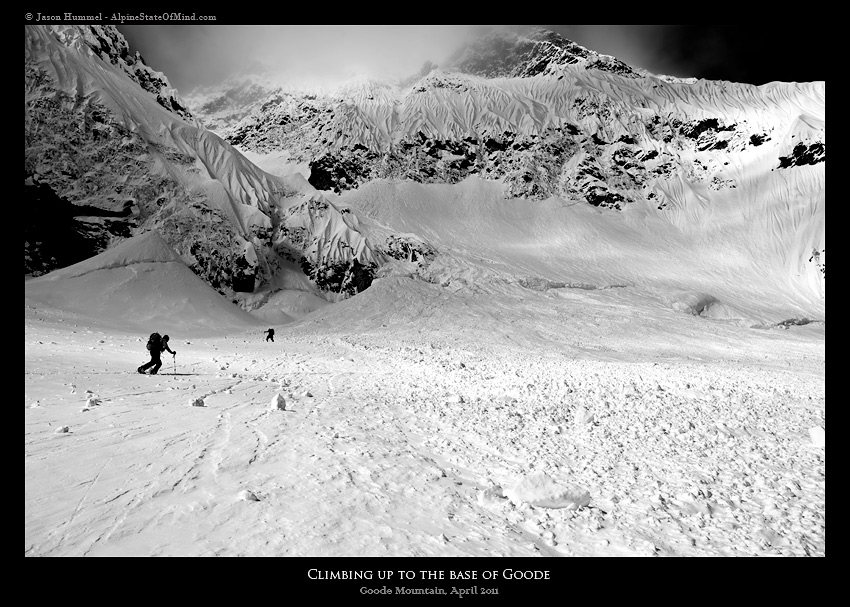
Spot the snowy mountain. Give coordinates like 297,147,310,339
25,24,414,306
212,27,824,315
24,25,826,559
26,24,824,324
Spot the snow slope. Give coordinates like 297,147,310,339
25,190,825,557
24,258,825,556
335,176,822,323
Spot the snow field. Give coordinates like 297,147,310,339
330,332,825,556
25,302,824,556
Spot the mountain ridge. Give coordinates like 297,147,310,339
25,24,825,321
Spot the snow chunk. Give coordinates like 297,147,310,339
191,397,206,407
54,425,70,434
504,471,591,509
270,393,287,411
573,406,594,425
239,489,261,502
809,426,825,447
478,485,506,506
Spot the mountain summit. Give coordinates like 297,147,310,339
445,26,639,79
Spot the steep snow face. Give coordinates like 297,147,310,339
25,25,402,300
338,177,821,321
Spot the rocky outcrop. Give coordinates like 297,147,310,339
778,142,825,168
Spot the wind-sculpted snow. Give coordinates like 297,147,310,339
222,41,825,301
198,26,825,307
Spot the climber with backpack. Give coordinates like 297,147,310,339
137,332,177,375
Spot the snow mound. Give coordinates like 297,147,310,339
47,231,184,279
25,232,262,334
504,471,591,509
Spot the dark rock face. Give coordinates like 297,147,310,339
585,56,638,78
678,118,737,151
300,256,378,296
308,147,378,193
24,177,123,276
778,142,825,168
25,61,149,275
750,133,769,146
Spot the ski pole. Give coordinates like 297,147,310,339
173,353,176,375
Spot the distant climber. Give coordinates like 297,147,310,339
138,332,176,375
265,328,275,342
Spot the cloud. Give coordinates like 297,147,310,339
118,24,821,92
119,25,482,93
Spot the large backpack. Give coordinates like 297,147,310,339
146,332,162,352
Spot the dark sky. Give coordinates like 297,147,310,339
116,25,823,94
544,25,821,86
